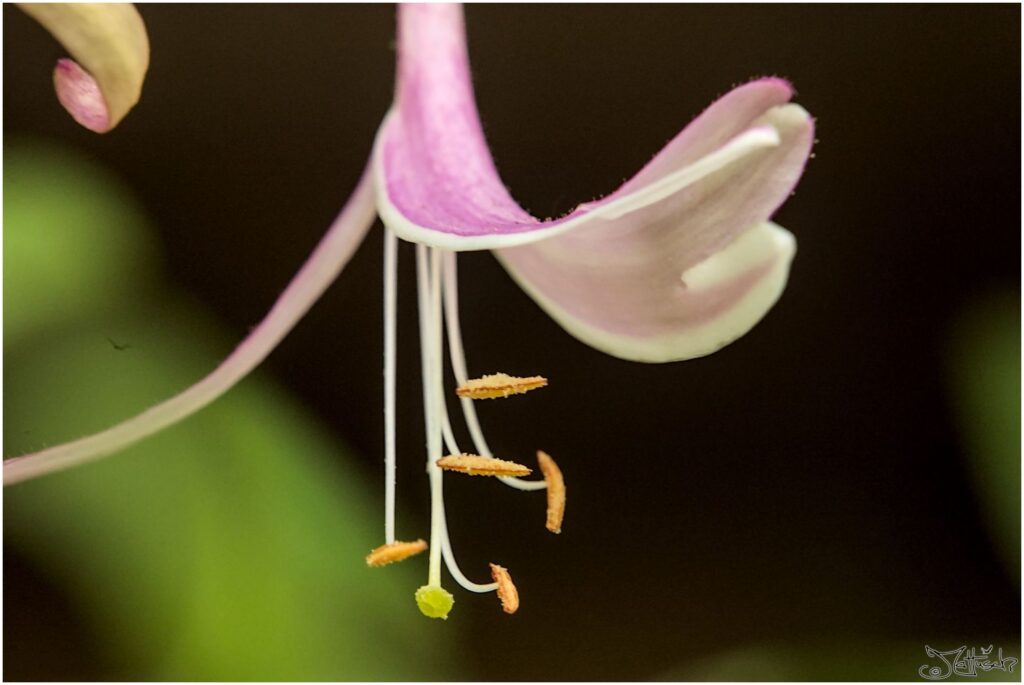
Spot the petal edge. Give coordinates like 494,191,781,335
497,222,797,363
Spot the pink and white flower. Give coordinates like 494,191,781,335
9,3,814,617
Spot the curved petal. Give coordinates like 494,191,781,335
375,4,811,254
4,164,377,485
499,221,796,363
18,3,149,132
497,102,813,362
376,4,814,361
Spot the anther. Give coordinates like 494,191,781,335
537,451,565,534
456,373,548,399
489,563,520,614
366,539,428,567
437,454,532,477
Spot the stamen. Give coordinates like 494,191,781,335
441,252,548,492
489,563,520,614
438,495,499,593
440,402,463,457
437,454,532,477
537,451,566,534
383,227,398,544
416,245,440,454
417,249,547,604
366,539,427,567
456,373,548,399
441,251,497,458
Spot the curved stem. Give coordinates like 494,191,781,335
4,163,378,486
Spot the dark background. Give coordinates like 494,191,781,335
4,4,1020,681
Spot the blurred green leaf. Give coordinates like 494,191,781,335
947,291,1021,579
4,140,462,680
3,140,159,344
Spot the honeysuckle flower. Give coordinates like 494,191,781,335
378,5,811,363
18,3,149,133
6,4,814,619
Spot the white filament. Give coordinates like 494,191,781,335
440,412,461,456
439,501,498,593
441,252,548,492
383,227,398,544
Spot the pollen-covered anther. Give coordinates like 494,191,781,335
365,539,428,567
437,454,532,477
537,450,565,534
456,373,548,399
489,563,520,614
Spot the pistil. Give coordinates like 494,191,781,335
418,245,446,589
381,244,563,617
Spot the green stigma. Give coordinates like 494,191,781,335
415,585,454,619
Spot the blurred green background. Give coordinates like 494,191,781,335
4,142,461,680
4,5,1020,681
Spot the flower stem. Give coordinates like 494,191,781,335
4,163,378,486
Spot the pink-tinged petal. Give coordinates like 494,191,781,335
375,3,536,249
499,221,797,363
497,103,813,362
53,58,110,132
613,77,795,195
19,3,149,132
377,4,814,361
375,5,810,253
4,164,377,485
